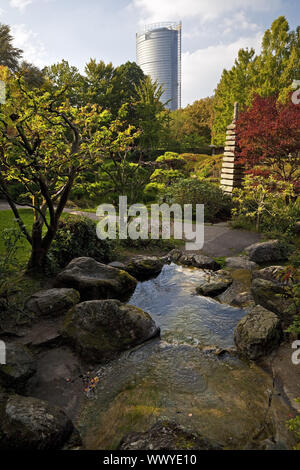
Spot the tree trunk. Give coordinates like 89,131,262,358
26,177,74,273
27,245,49,273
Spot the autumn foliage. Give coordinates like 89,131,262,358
236,94,300,192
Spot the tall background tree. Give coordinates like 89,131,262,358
168,96,213,151
0,23,23,72
134,76,169,155
212,16,300,145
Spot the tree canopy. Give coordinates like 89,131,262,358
212,16,300,145
0,69,139,270
236,94,300,193
0,23,23,72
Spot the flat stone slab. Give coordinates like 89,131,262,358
25,346,86,420
55,257,137,302
226,256,257,271
18,320,63,350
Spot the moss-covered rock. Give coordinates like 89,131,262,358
126,256,164,281
196,271,232,297
62,300,160,363
118,420,222,450
234,305,282,360
245,240,293,264
251,278,295,318
0,343,36,393
252,266,289,284
24,288,80,318
168,250,221,271
0,394,79,450
55,257,137,301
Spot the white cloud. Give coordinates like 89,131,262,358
182,32,262,105
10,0,33,11
132,0,282,23
223,12,260,35
11,24,46,67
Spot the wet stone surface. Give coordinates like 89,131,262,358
76,264,295,450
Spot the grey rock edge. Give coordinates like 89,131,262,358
234,305,282,360
62,299,160,363
55,257,137,301
0,393,81,450
0,343,36,393
245,240,293,264
118,420,222,450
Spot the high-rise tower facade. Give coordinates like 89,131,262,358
136,21,182,111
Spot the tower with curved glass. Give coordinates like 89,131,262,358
136,21,182,111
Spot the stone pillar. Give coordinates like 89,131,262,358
220,102,243,194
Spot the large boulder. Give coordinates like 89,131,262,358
118,420,222,450
0,343,36,393
62,300,159,363
252,266,289,285
234,305,282,360
55,257,137,301
125,256,164,281
251,278,295,318
245,240,292,264
196,271,232,297
24,288,80,318
168,250,221,271
226,256,257,271
0,394,78,450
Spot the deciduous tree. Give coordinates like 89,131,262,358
0,72,138,271
236,94,300,193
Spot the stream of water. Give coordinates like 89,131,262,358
77,264,291,450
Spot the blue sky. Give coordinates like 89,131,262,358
0,0,299,106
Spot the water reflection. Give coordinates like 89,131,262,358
129,263,246,348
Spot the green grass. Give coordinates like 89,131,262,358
0,209,35,265
0,208,69,267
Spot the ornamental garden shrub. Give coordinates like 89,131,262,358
48,216,112,272
232,175,300,236
161,178,233,223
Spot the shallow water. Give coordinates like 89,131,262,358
129,263,246,348
77,264,290,450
